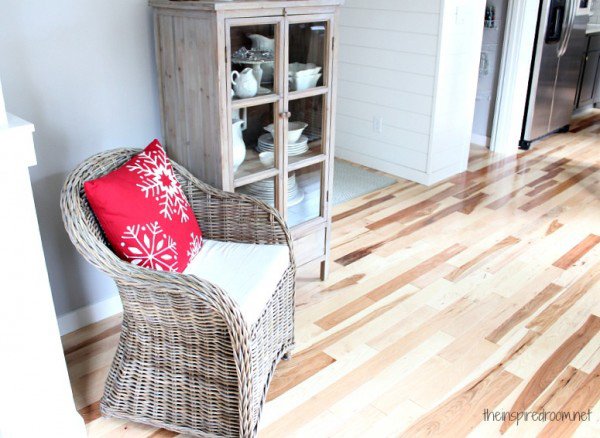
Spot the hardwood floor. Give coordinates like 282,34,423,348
63,111,600,437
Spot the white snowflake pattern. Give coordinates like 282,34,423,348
127,148,190,223
120,221,178,272
187,233,203,260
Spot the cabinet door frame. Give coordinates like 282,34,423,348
224,16,286,202
284,13,336,231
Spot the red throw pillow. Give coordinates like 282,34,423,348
84,139,203,272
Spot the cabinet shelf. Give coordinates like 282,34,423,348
233,143,326,187
288,148,326,171
234,169,279,188
288,86,329,101
232,93,279,109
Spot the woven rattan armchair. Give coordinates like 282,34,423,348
61,149,295,437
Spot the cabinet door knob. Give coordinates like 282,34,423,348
281,111,291,119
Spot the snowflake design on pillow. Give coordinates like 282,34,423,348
187,233,203,260
120,221,178,272
127,147,190,223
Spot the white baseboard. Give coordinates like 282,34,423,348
335,147,431,185
57,294,122,336
427,160,468,185
335,147,467,186
471,133,490,147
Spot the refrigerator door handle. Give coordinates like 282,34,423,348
558,0,576,57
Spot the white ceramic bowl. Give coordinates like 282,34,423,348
289,73,322,91
289,62,321,76
264,121,308,143
259,151,275,166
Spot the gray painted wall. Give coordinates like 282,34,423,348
0,0,162,317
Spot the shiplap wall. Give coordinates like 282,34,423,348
335,0,485,185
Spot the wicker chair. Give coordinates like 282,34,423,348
60,149,295,437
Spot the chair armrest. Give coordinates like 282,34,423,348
173,162,295,266
113,266,255,434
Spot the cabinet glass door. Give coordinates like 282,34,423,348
288,20,329,92
229,22,280,101
227,18,285,209
284,16,333,228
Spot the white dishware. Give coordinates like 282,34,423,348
231,68,258,98
248,34,275,52
264,121,308,143
262,62,275,83
288,63,322,76
232,119,247,171
256,86,271,95
239,173,304,206
257,134,309,156
289,73,322,91
259,151,274,166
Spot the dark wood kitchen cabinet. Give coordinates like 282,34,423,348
576,34,600,109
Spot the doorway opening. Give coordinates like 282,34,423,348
471,1,510,150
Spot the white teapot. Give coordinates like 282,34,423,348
248,34,275,52
231,68,258,98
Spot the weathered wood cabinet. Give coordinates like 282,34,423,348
150,0,343,279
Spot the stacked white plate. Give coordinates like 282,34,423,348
257,134,309,156
239,173,304,207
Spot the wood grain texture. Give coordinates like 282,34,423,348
400,369,522,437
266,350,335,401
444,236,520,282
501,315,600,433
519,165,598,212
332,193,394,222
63,111,600,437
318,244,465,330
538,362,600,438
527,262,600,333
525,179,558,197
553,234,600,269
486,283,563,344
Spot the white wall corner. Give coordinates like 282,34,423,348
0,115,87,437
428,0,486,179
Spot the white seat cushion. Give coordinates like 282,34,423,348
183,239,290,325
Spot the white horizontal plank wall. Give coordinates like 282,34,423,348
428,0,486,184
335,0,485,185
335,0,440,184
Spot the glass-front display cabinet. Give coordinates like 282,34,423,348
151,0,343,279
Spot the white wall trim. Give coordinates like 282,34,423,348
58,294,123,336
336,147,430,185
490,0,539,154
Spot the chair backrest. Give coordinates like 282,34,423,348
60,148,146,277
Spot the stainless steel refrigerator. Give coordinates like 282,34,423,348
520,0,591,149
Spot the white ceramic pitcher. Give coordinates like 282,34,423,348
231,68,258,99
232,119,247,172
248,34,275,52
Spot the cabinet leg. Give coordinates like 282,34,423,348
320,259,329,281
